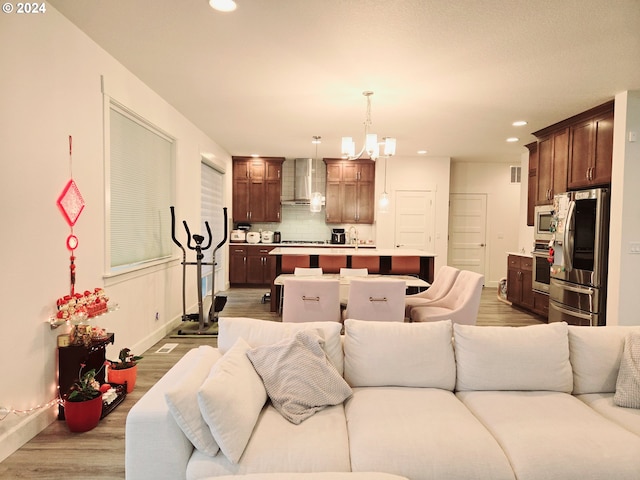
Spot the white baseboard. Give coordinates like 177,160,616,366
0,404,58,463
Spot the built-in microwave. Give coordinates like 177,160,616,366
534,205,554,242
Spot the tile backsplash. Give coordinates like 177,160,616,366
242,158,374,243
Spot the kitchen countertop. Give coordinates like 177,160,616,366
507,251,533,258
229,242,376,248
269,247,436,257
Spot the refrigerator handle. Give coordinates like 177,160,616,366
563,200,575,271
549,301,595,324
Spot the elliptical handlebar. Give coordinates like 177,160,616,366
170,206,185,252
214,207,228,253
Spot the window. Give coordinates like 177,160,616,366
201,161,225,296
108,103,174,272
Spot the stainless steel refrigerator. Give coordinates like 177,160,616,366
549,187,610,326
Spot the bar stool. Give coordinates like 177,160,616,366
390,256,421,276
318,255,347,273
351,255,380,273
281,255,311,273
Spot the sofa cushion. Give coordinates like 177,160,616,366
247,330,352,424
345,387,515,480
568,325,640,394
204,474,410,480
454,322,572,392
614,331,640,408
343,319,456,389
576,393,640,436
186,404,351,478
198,338,267,464
164,345,221,457
457,390,640,480
218,317,343,375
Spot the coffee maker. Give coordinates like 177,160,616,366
331,228,346,244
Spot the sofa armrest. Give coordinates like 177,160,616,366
125,348,202,480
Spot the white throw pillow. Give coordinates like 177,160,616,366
197,338,267,464
217,317,344,375
343,319,456,389
614,332,640,408
246,329,353,424
454,322,573,392
164,345,221,456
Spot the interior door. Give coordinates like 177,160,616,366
394,190,435,250
448,193,487,276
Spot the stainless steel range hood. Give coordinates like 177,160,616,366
281,158,313,205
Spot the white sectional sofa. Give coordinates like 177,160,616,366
125,317,640,480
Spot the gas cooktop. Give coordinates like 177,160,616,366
281,240,328,244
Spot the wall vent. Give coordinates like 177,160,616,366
510,165,522,184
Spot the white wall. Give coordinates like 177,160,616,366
0,8,231,460
449,161,522,287
374,156,451,272
607,91,640,326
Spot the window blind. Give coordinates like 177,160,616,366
201,162,224,292
110,107,173,270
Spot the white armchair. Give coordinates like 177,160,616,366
404,265,460,318
282,278,341,323
410,270,484,325
345,278,407,322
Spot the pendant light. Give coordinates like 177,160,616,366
378,152,390,213
310,136,323,213
341,91,396,161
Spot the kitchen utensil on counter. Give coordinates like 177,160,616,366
331,228,346,244
246,232,261,244
261,231,274,243
230,229,246,243
273,231,281,243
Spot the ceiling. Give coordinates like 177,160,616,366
49,0,640,163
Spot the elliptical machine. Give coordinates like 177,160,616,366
170,206,228,335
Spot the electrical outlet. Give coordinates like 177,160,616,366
630,242,640,254
155,312,160,320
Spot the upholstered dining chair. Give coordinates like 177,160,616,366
339,267,369,277
409,270,484,325
279,267,323,313
404,265,460,318
282,278,341,323
344,278,407,322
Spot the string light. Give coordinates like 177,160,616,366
0,397,61,421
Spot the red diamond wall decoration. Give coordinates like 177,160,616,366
57,179,85,227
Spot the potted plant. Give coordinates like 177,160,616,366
107,348,142,393
64,365,103,432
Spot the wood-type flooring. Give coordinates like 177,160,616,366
0,287,543,479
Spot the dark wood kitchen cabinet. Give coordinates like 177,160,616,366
567,106,614,189
232,156,284,223
246,245,276,285
324,158,374,224
535,128,568,205
507,254,534,310
229,244,275,285
525,142,537,226
229,245,248,284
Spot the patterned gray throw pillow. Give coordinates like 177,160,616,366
614,332,640,409
247,329,353,424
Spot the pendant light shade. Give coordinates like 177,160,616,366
310,136,323,213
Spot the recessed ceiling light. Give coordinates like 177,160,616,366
512,120,528,127
506,137,519,143
417,150,428,155
209,0,237,12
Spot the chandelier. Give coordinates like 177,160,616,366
341,91,396,161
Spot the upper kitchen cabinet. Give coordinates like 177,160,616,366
530,101,614,208
525,142,538,226
232,156,284,223
534,127,568,205
567,102,614,189
323,158,375,224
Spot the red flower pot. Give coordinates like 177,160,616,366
64,395,103,432
108,364,137,393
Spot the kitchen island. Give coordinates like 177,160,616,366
268,247,437,312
